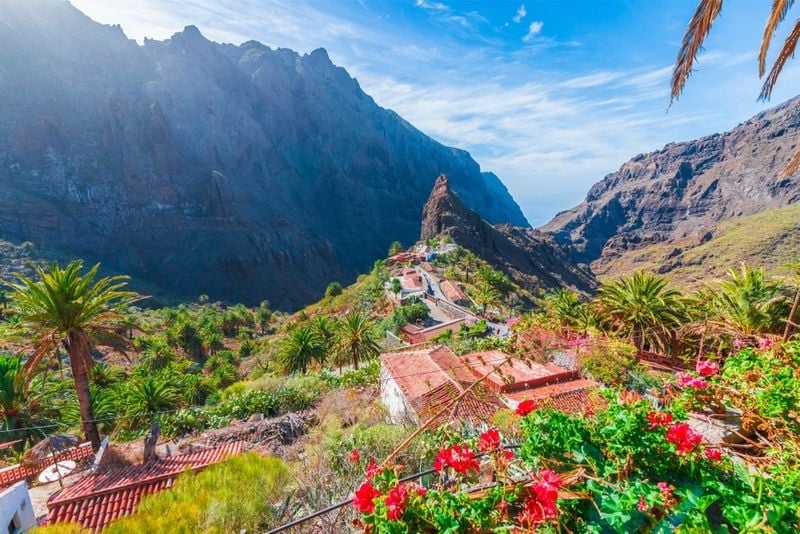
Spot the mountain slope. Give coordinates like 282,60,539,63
0,0,527,309
421,176,596,295
543,97,800,278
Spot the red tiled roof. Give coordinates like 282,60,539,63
46,441,245,532
0,442,94,489
381,346,503,426
503,379,598,415
402,318,466,344
440,280,469,302
460,350,578,393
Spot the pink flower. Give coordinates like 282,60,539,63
704,448,723,462
477,428,502,453
696,360,719,376
348,449,361,464
666,423,703,454
353,482,381,514
637,495,648,512
515,399,537,416
677,372,708,389
757,337,773,350
646,411,673,430
733,338,747,350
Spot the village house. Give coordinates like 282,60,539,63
439,280,471,308
44,441,244,532
380,346,596,426
398,317,470,344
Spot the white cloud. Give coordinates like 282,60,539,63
415,0,449,12
523,20,543,42
513,4,527,24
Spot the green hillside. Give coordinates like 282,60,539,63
597,203,800,286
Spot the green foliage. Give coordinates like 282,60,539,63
578,337,640,388
710,263,788,335
382,298,429,333
539,288,596,331
388,241,404,256
334,311,380,370
102,454,293,533
595,271,685,352
325,281,344,298
278,325,326,374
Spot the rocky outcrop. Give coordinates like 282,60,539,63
421,176,596,295
543,97,800,275
0,0,528,309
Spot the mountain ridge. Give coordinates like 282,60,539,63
421,175,596,295
0,0,528,309
542,95,800,278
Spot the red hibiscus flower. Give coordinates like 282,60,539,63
348,449,361,464
477,428,502,453
704,448,723,462
433,444,480,474
695,359,719,376
515,399,537,416
646,411,673,430
353,482,381,514
385,484,408,521
666,423,703,454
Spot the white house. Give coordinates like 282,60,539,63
0,482,36,534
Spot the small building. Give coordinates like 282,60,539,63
380,346,504,426
398,318,467,344
0,482,35,534
45,441,245,532
380,346,597,426
440,280,471,308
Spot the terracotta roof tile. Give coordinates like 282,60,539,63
459,350,578,393
503,379,598,415
46,441,244,531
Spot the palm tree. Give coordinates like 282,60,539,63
390,278,403,299
710,263,788,336
11,261,139,450
334,311,380,371
671,1,800,174
311,316,337,355
594,271,685,353
472,282,499,316
541,289,596,332
388,241,404,257
462,251,480,282
121,376,181,426
255,300,272,335
784,263,800,341
278,325,325,374
0,354,32,433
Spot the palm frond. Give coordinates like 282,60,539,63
671,0,724,104
760,17,800,100
760,0,795,76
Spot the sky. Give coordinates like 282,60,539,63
69,0,800,226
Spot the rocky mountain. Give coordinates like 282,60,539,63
543,96,800,283
0,0,528,309
421,175,596,295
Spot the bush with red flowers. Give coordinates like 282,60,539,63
349,379,800,533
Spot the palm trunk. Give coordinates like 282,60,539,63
784,289,800,341
66,331,101,451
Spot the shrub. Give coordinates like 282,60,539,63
325,281,344,298
103,454,293,533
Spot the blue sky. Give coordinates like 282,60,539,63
71,0,800,226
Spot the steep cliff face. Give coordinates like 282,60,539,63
543,97,800,279
421,176,596,295
0,0,528,309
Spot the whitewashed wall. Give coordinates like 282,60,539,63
0,482,35,533
380,367,419,425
